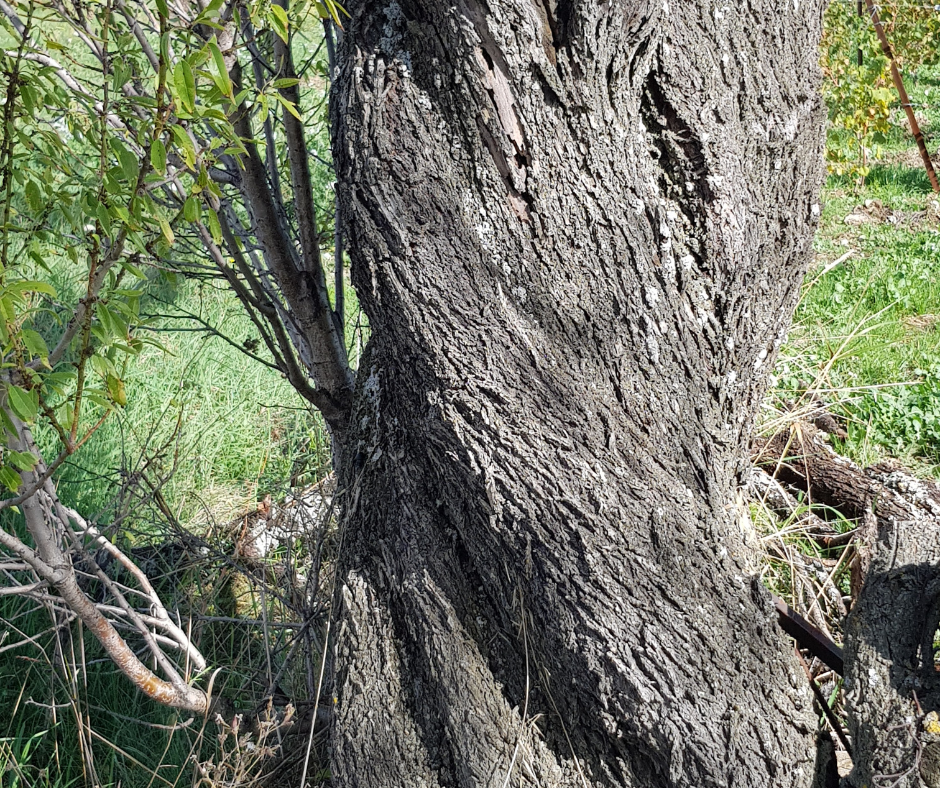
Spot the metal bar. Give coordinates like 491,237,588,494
774,595,845,675
864,0,940,193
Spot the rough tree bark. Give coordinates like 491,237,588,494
329,1,827,785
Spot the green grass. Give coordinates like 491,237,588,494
30,273,340,525
771,62,940,473
0,273,343,788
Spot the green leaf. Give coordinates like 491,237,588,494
0,408,16,438
271,78,300,89
84,391,115,411
120,146,141,185
151,137,167,174
43,371,75,396
106,374,127,407
97,203,113,236
99,304,119,340
155,0,168,18
91,354,114,378
96,303,124,341
0,295,16,323
327,0,348,28
270,4,289,42
171,125,197,170
27,243,47,271
183,195,201,223
21,329,49,363
206,207,223,244
25,179,43,212
208,37,233,100
173,60,196,114
6,451,37,472
158,215,175,245
120,259,147,279
20,83,37,114
0,466,22,493
5,281,56,298
110,204,131,225
194,0,224,22
275,93,302,121
7,385,38,422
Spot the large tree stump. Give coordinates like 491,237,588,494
757,425,940,787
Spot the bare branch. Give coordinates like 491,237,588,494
68,511,208,671
230,62,354,431
4,418,210,713
0,0,25,35
114,0,160,71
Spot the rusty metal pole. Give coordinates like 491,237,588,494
864,0,940,193
857,0,863,66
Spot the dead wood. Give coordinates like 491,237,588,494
756,424,940,787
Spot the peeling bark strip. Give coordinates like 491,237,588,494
332,1,826,785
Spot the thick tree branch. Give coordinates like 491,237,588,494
273,0,323,282
229,62,354,432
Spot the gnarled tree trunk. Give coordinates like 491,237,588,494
329,0,827,784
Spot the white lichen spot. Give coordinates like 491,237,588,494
644,286,659,307
753,347,768,370
782,111,799,141
475,221,495,252
379,2,412,71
